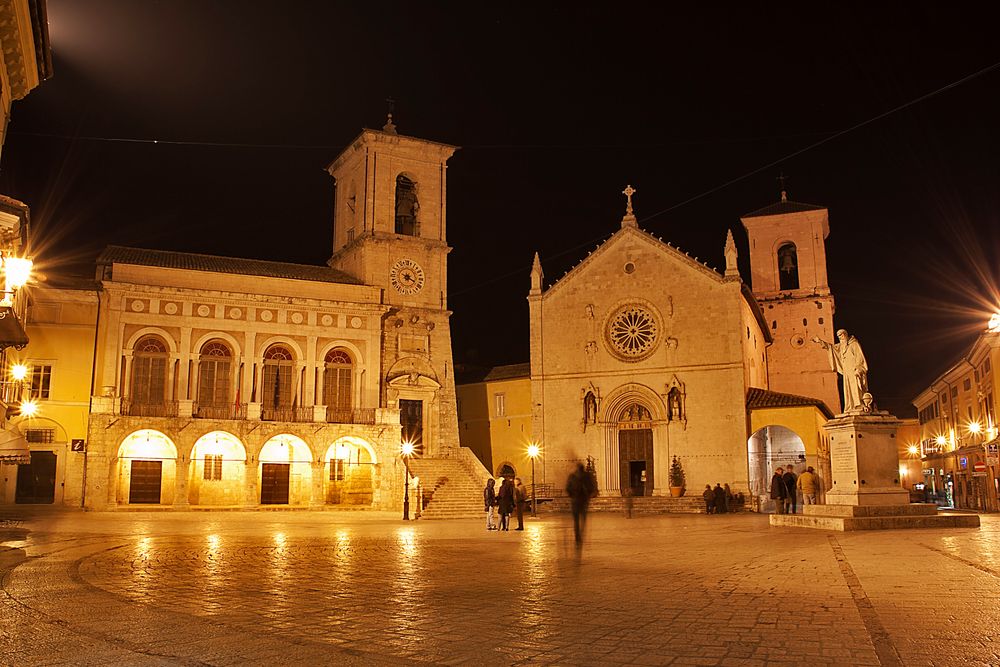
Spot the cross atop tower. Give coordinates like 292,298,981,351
776,172,788,202
383,97,398,135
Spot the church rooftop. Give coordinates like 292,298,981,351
746,387,834,419
742,199,826,218
97,246,362,286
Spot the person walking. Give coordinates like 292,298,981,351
513,477,528,530
770,467,786,514
497,478,515,531
797,466,818,506
483,478,498,530
713,483,727,514
782,466,798,515
702,484,714,514
566,463,597,545
623,485,634,518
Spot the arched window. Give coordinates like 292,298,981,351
777,242,799,290
324,349,353,412
262,345,293,415
394,174,419,236
131,336,168,406
198,340,232,409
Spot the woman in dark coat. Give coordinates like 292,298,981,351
497,478,516,531
769,467,786,514
713,483,727,514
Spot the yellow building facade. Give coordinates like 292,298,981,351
912,329,999,512
456,364,533,479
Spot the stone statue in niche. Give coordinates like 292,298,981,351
585,304,594,319
584,391,597,424
666,337,678,350
584,340,598,357
668,387,683,421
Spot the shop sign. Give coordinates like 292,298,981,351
922,469,935,476
987,443,999,456
972,472,988,478
959,456,968,469
987,457,1000,466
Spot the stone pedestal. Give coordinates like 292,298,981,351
771,411,980,531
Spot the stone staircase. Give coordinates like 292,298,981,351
540,495,710,514
408,457,485,520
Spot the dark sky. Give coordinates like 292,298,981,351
2,1,1000,416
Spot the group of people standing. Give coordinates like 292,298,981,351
770,465,819,514
483,477,529,531
701,483,735,514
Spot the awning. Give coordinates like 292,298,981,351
0,427,29,465
0,306,28,350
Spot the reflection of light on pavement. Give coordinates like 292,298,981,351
390,527,424,635
137,536,151,559
520,523,551,627
273,532,287,551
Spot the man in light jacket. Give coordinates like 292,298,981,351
797,466,819,506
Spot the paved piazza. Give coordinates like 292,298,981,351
1,509,997,666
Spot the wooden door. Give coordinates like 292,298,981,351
129,460,163,504
399,399,423,454
618,429,654,496
15,451,57,504
261,463,291,504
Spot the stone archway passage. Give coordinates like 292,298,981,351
619,429,653,496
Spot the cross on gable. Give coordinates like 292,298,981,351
622,184,637,215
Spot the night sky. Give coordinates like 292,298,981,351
2,1,999,416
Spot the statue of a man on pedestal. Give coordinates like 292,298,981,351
813,329,869,414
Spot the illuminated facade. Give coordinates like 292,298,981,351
3,122,490,510
912,329,999,512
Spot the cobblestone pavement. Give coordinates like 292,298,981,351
1,508,997,666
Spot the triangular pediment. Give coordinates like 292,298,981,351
540,225,723,299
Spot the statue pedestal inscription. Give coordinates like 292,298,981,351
825,412,908,506
771,411,979,531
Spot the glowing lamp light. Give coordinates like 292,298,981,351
3,256,32,291
527,444,540,458
935,435,947,446
907,445,919,455
335,444,351,460
968,421,983,434
899,466,907,478
19,399,38,417
401,441,415,457
989,312,1000,333
10,363,27,381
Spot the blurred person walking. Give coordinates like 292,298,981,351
566,463,597,545
513,477,528,530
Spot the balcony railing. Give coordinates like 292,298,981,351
121,398,179,418
326,407,376,425
261,406,314,423
195,402,248,420
0,380,23,406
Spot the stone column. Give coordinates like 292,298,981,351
174,457,190,507
310,461,325,507
243,459,258,507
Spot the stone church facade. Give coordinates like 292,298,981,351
526,191,838,499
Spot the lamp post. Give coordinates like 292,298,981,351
401,441,414,520
527,443,540,517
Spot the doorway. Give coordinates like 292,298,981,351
619,428,653,496
399,399,423,453
15,451,56,504
129,460,163,504
261,462,291,504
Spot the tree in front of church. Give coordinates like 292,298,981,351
669,456,686,496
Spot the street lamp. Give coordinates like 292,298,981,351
401,441,414,521
527,443,540,517
1,255,31,307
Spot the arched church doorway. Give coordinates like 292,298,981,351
747,425,806,512
618,402,654,496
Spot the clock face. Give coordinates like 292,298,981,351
390,258,425,295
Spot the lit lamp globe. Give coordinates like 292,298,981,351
907,445,919,455
968,422,982,434
527,444,539,458
20,400,38,418
401,442,415,457
989,312,1000,333
10,364,27,381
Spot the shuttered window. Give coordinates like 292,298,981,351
263,345,293,409
203,454,223,481
324,349,352,410
132,337,167,404
198,341,232,406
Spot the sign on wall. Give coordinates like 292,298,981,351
71,439,85,452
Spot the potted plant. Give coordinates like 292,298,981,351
669,455,685,497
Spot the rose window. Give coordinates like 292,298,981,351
606,304,660,361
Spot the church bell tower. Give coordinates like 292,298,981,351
327,116,461,455
740,190,841,414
